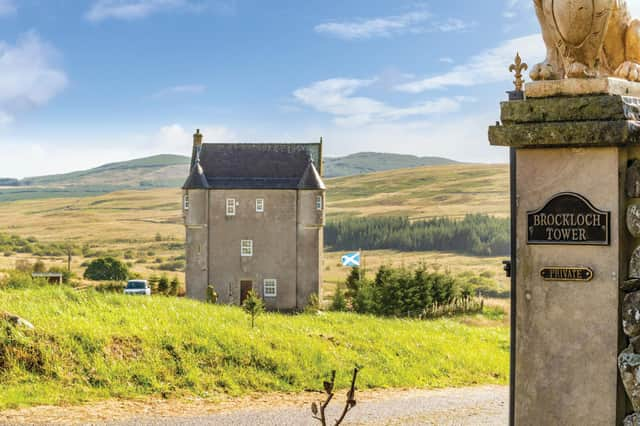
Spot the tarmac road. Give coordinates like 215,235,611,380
101,386,508,426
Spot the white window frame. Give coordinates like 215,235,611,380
256,198,264,213
263,279,277,297
183,193,190,211
226,198,236,216
316,194,323,211
241,240,253,257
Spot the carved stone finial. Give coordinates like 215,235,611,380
509,52,528,92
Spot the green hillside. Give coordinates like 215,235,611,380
324,152,458,178
0,152,461,202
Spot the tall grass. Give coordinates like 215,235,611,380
0,287,509,409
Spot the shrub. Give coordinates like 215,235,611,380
330,286,347,312
242,290,264,328
206,286,218,303
148,275,159,293
342,265,485,319
169,277,179,296
305,293,320,314
0,271,47,289
157,260,185,272
83,257,129,281
158,274,169,295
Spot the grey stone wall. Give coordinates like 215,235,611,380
184,189,209,300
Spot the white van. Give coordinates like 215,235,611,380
124,280,151,296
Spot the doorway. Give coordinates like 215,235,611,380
240,280,253,304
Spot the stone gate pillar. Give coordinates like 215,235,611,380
489,79,640,425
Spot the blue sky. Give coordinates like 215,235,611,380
0,0,562,178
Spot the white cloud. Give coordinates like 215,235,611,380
86,0,199,21
315,10,431,40
395,33,545,93
0,0,16,16
314,7,472,40
300,111,506,164
152,84,206,99
155,123,237,152
0,32,68,124
293,77,470,127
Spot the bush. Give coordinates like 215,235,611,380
158,274,169,294
169,277,179,296
330,286,347,312
0,271,47,289
83,257,129,281
304,293,320,314
342,265,485,319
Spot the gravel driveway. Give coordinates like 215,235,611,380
101,386,508,426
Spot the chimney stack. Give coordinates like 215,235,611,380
193,129,203,147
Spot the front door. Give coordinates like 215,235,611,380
240,281,253,305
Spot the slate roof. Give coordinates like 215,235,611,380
183,143,325,190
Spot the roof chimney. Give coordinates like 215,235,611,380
193,129,203,147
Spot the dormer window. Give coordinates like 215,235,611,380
226,199,236,216
256,198,264,212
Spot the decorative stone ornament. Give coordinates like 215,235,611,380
624,291,640,337
631,246,640,279
620,345,640,412
628,204,640,237
625,412,640,426
628,161,640,198
531,0,640,81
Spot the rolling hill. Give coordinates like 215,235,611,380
0,152,461,202
0,163,511,298
323,152,457,177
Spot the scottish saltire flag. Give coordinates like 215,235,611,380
341,252,361,267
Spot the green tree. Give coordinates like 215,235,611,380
330,285,347,312
83,257,128,281
158,274,169,295
242,290,265,328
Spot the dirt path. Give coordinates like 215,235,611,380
0,385,508,426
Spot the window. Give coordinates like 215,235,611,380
226,198,236,216
241,240,253,257
183,193,190,211
316,195,323,211
256,198,264,212
264,279,277,297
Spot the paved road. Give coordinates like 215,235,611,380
102,386,508,426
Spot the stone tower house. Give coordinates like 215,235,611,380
182,130,326,311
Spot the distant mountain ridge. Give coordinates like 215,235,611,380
324,152,457,178
0,152,460,202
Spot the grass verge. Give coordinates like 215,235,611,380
0,287,508,410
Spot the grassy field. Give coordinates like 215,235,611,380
0,163,510,296
327,163,509,220
0,287,509,409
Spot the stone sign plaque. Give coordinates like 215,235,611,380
527,192,610,245
540,267,594,282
